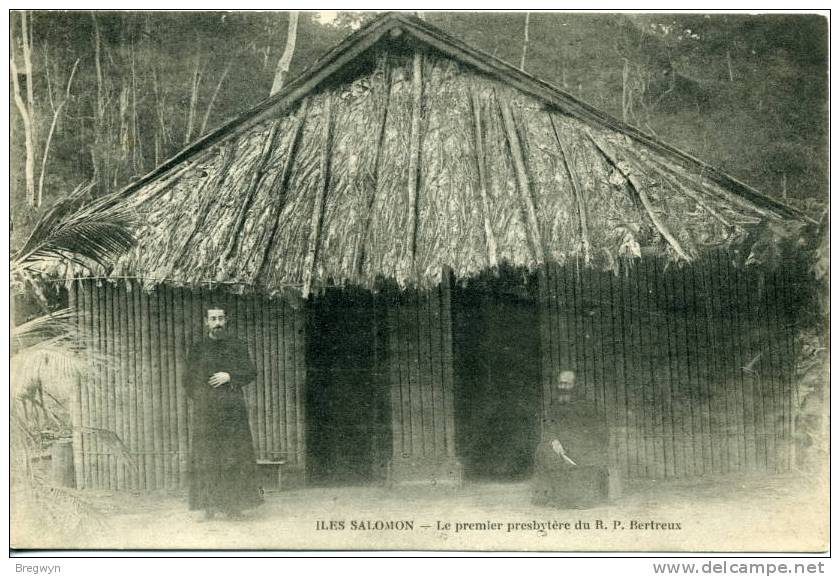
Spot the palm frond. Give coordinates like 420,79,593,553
79,427,138,471
12,343,85,404
13,182,136,275
12,307,74,340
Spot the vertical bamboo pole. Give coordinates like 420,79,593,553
93,282,105,488
173,287,188,488
756,268,773,472
99,283,110,490
112,283,124,490
669,262,692,477
247,295,265,460
156,287,169,489
260,297,275,456
557,262,573,380
634,259,652,477
618,260,637,478
166,287,178,488
537,268,552,421
546,263,561,400
680,264,702,476
69,281,84,489
267,296,279,458
589,266,603,411
582,263,596,404
688,265,712,474
75,280,86,489
108,283,119,489
103,283,115,490
419,291,435,456
397,291,412,456
735,264,756,472
123,283,136,490
275,299,286,458
429,284,445,457
90,282,101,488
81,281,93,488
765,268,784,472
594,269,616,473
616,263,634,476
130,283,143,490
388,294,403,459
723,252,744,472
87,282,99,488
608,267,629,478
273,298,286,460
269,297,282,458
780,265,797,472
699,253,724,473
140,289,155,489
250,294,264,457
293,302,307,475
564,259,589,396
658,260,678,478
167,287,180,488
441,270,456,458
642,258,665,478
407,290,423,456
284,300,297,463
114,283,127,490
265,297,279,457
150,289,165,489
665,264,686,477
710,251,732,473
728,256,748,473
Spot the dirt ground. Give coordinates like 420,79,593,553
12,471,828,552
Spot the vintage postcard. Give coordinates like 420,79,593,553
9,10,829,552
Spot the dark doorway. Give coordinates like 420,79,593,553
306,290,390,486
452,272,541,481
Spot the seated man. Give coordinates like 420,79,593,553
532,370,610,509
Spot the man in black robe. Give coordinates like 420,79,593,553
186,305,262,520
532,370,610,508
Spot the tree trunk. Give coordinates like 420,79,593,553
270,12,299,96
519,12,530,71
10,11,38,207
37,59,80,204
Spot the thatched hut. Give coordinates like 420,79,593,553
68,13,814,491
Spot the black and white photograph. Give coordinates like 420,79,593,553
8,8,830,553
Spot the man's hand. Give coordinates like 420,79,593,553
551,439,564,455
208,372,231,388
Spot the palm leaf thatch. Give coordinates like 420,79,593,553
91,13,809,296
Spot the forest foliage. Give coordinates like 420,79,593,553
10,11,828,249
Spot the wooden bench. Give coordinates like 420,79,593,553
256,453,288,491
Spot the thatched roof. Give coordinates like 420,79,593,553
105,12,811,296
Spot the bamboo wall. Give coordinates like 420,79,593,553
539,252,800,479
383,277,460,482
70,280,306,491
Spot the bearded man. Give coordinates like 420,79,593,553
532,370,610,509
186,305,262,520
